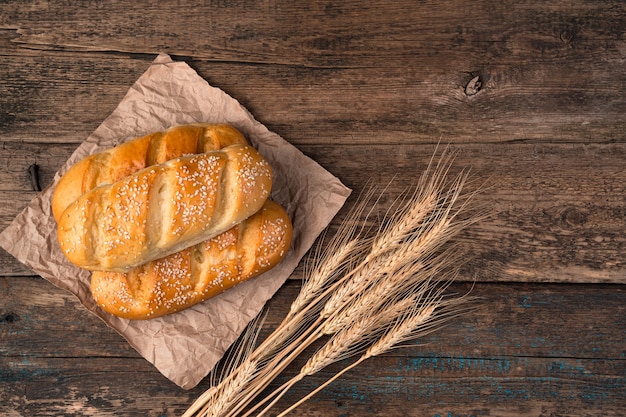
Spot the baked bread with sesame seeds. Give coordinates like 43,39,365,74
56,143,273,272
52,124,249,222
90,200,292,319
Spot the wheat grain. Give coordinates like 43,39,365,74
182,147,486,417
318,255,381,320
305,307,397,375
321,264,425,335
367,189,437,260
288,238,359,317
366,147,458,259
287,184,380,318
209,359,258,417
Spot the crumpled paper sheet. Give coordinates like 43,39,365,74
0,53,351,389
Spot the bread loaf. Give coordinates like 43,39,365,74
91,200,292,319
52,124,248,221
56,143,273,272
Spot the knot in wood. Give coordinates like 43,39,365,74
561,207,586,227
464,75,482,96
559,29,574,44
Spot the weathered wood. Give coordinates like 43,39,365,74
2,0,625,146
0,46,146,143
1,0,625,415
1,53,623,146
1,277,624,416
2,141,625,283
3,1,624,67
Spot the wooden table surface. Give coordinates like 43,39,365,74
1,1,625,416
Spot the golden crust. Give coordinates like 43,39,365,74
51,123,248,222
53,123,291,320
56,144,272,272
91,200,293,320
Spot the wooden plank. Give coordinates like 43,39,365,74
3,1,624,67
304,142,626,284
1,51,622,146
277,354,625,416
1,1,624,146
0,44,147,143
1,277,624,416
0,0,623,415
2,141,625,283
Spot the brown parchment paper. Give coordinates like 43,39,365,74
0,53,351,389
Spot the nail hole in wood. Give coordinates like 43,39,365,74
1,313,19,323
28,163,41,191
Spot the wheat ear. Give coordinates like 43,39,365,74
182,147,485,417
288,185,380,316
251,164,478,416
366,148,456,260
275,278,476,416
255,300,410,417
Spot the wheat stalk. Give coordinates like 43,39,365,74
182,148,486,417
182,312,267,417
274,280,477,416
255,300,410,417
246,187,377,364
287,185,379,319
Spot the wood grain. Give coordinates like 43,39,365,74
2,141,625,283
1,1,625,145
1,52,623,146
1,0,624,415
1,277,624,416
